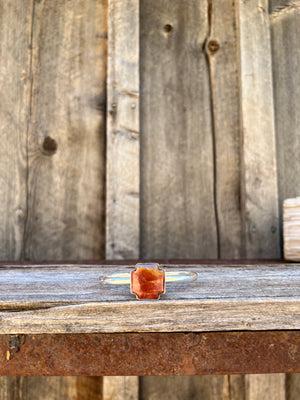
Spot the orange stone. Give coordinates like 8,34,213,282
131,263,165,300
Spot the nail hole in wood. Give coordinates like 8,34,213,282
164,24,173,33
208,40,220,53
42,136,57,155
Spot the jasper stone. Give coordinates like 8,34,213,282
131,263,165,299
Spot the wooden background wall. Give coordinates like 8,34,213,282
0,0,299,399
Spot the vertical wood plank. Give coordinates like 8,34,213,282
237,1,284,399
106,0,140,260
0,0,32,261
0,0,107,399
271,2,300,398
103,377,138,400
0,377,102,400
286,374,300,400
271,1,300,237
0,2,34,397
140,0,223,398
245,375,286,400
237,0,280,259
206,0,244,397
24,0,106,261
105,0,139,398
206,0,242,260
141,0,217,260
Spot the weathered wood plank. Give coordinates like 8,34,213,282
0,377,102,400
105,0,140,396
271,2,300,397
245,375,286,400
271,3,300,249
0,0,107,398
206,0,243,396
1,299,298,334
140,0,217,259
283,197,300,260
140,0,216,395
0,263,298,333
0,2,49,399
140,376,230,400
106,0,140,260
0,1,32,261
103,377,138,400
0,263,298,305
206,0,242,259
286,373,300,400
237,0,280,258
237,1,283,398
24,0,106,261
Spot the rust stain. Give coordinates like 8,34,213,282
0,331,298,375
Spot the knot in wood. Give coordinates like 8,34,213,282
208,40,220,53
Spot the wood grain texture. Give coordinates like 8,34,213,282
0,263,298,333
206,0,242,259
140,0,217,259
286,374,300,400
245,375,286,400
0,377,74,400
23,0,106,261
237,0,280,258
106,0,140,259
0,263,298,305
140,376,230,400
0,0,32,261
0,377,102,400
105,0,139,396
0,0,107,398
206,0,244,396
283,197,300,260
271,3,300,397
271,2,300,250
103,377,138,400
237,1,284,398
139,0,217,396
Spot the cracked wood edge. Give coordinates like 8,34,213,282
0,299,298,334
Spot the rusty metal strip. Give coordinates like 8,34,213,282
1,331,299,376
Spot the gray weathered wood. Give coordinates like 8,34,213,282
0,263,298,305
0,298,298,334
140,0,217,259
271,2,300,248
105,0,140,396
0,263,296,334
237,1,284,398
140,376,230,400
106,0,140,260
206,0,242,259
103,377,138,400
271,2,300,397
24,0,106,261
237,0,280,258
140,0,216,396
286,373,300,400
0,1,32,261
245,375,286,400
0,377,102,400
0,0,107,398
206,0,243,395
